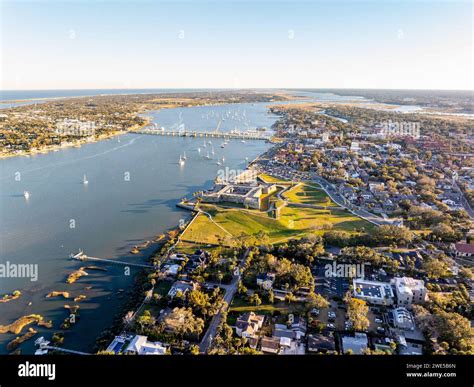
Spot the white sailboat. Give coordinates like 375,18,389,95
83,174,89,185
197,147,201,153
183,151,187,160
23,191,30,199
206,151,211,159
211,146,215,155
179,155,185,166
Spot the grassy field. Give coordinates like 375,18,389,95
180,203,374,245
258,173,290,184
229,295,306,319
283,183,338,207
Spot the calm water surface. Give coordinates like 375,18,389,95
0,103,276,353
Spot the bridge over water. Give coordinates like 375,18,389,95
135,128,271,141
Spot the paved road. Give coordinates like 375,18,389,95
199,248,250,354
308,173,394,226
453,181,474,219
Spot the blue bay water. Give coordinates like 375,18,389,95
0,102,275,354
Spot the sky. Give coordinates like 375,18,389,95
1,0,472,90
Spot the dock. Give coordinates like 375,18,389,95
70,251,158,269
35,337,91,355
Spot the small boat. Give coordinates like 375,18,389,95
208,140,212,145
222,156,225,162
206,151,211,159
211,147,215,155
197,147,201,153
241,140,246,143
183,151,187,160
203,141,207,148
216,161,221,166
23,191,30,199
83,174,89,185
220,143,225,148
179,155,185,166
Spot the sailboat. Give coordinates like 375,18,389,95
183,151,187,160
179,155,185,166
211,147,215,155
83,174,89,185
222,156,225,162
206,151,211,159
197,147,201,153
203,141,207,148
23,191,30,199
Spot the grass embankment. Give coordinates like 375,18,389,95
283,183,338,207
258,174,290,184
181,203,373,245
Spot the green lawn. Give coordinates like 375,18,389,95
258,173,290,184
283,183,338,207
180,203,373,245
229,295,305,315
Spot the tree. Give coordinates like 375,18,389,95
267,290,274,304
435,310,473,353
306,292,329,310
248,293,262,306
187,289,211,316
422,258,448,279
431,223,458,242
346,298,369,331
163,307,205,339
136,309,155,333
285,292,297,303
373,225,413,245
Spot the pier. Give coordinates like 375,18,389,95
70,251,158,269
135,128,271,141
34,337,91,355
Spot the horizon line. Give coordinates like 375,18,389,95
2,87,473,92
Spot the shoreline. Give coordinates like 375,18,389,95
0,120,151,161
0,94,293,161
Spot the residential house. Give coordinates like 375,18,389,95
235,312,265,338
